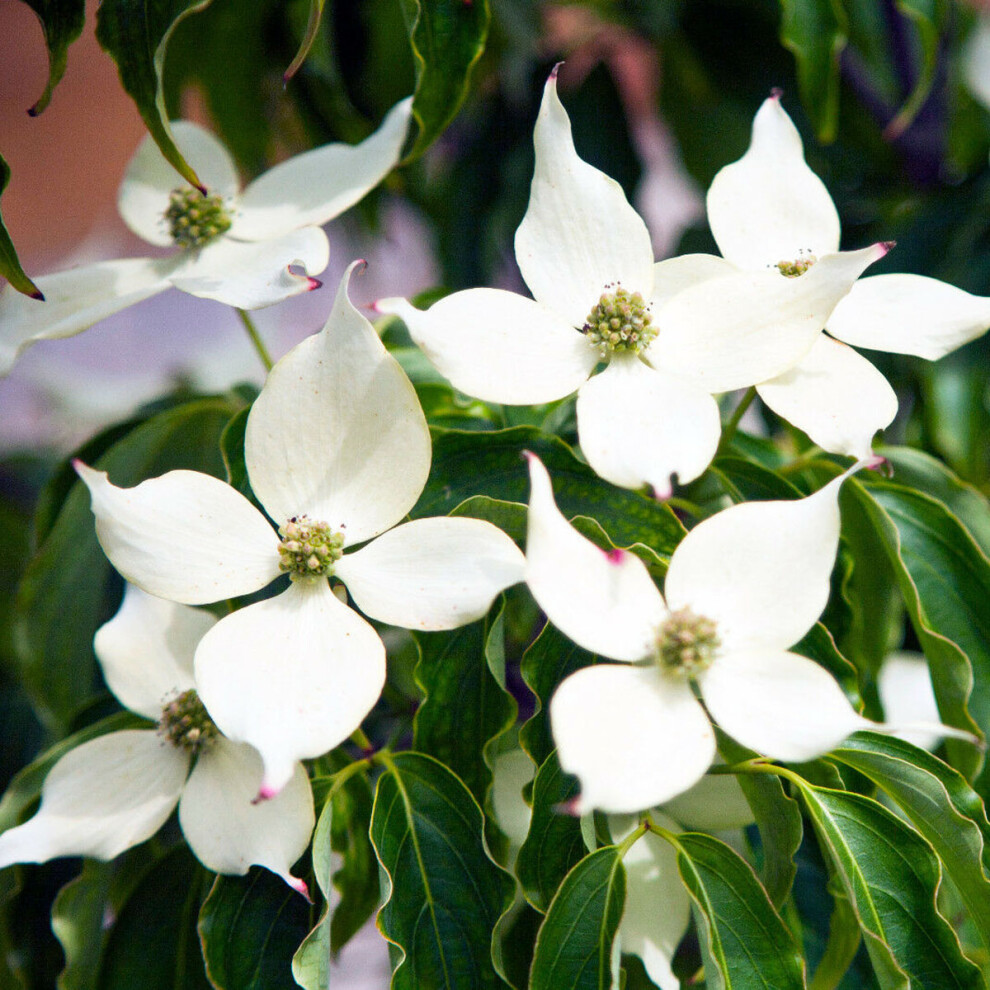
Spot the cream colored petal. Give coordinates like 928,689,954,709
650,253,736,308
660,770,755,831
756,335,898,459
877,651,943,751
707,94,841,270
246,262,430,543
514,70,655,327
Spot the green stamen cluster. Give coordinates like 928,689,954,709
159,689,218,754
278,515,345,580
655,606,720,678
164,187,232,249
776,252,817,278
582,285,656,356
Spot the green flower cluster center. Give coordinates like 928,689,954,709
159,689,218,754
278,515,345,580
164,187,232,249
655,606,720,678
582,285,656,356
776,252,817,278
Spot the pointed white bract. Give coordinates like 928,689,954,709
525,455,951,814
695,91,990,457
0,586,314,891
0,102,413,375
75,264,524,796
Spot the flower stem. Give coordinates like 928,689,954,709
350,727,374,754
236,308,274,373
719,387,758,452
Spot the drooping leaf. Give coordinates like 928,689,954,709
0,156,42,299
831,731,990,959
808,890,862,990
528,844,625,990
848,478,990,783
885,0,947,139
794,780,985,990
19,0,86,115
670,831,806,990
515,751,584,914
13,398,237,732
95,0,213,191
199,868,311,990
779,0,848,141
370,752,513,989
283,0,325,82
398,0,491,162
97,846,212,990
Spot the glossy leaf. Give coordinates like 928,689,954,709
831,731,990,957
528,845,625,990
0,156,42,299
671,831,806,990
516,751,584,914
95,0,213,191
199,868,311,990
97,846,212,990
795,780,985,990
398,0,491,162
13,398,235,731
849,478,990,782
413,600,515,805
370,752,513,989
20,0,86,115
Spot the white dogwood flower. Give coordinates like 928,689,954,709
657,92,990,459
0,100,412,375
376,69,884,498
0,585,315,894
74,263,525,798
524,454,965,814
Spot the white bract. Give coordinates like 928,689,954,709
74,263,525,797
524,454,966,814
667,92,990,459
375,69,884,498
0,99,412,375
0,585,315,894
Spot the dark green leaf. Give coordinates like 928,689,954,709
219,406,250,497
671,831,806,990
848,478,990,782
413,600,515,805
13,398,236,732
808,891,862,990
711,455,803,503
831,731,990,958
792,622,863,707
528,845,625,990
95,0,213,190
371,752,513,989
885,0,946,139
52,860,113,990
398,0,491,162
795,781,985,990
416,427,684,560
0,156,42,299
516,751,583,913
779,0,847,141
97,846,212,990
19,0,86,115
199,868,311,990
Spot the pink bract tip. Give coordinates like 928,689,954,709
553,796,582,817
252,784,278,805
521,450,536,464
70,458,84,473
879,240,896,255
30,289,45,301
305,276,323,291
289,877,312,902
549,62,564,81
770,87,784,101
605,548,626,565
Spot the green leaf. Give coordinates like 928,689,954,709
370,752,513,989
0,156,42,299
711,454,803,503
528,845,625,990
519,622,597,769
199,869,311,990
19,0,86,115
13,398,236,732
52,860,114,990
831,731,990,959
283,0,324,82
515,751,584,913
398,0,491,162
670,831,806,990
416,427,684,561
95,0,213,191
794,780,986,990
413,600,515,805
97,846,212,990
808,891,862,990
885,0,947,139
779,0,847,141
848,478,990,783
